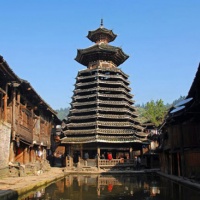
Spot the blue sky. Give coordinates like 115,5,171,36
0,0,200,110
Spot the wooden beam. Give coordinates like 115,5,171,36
4,94,7,122
0,87,6,95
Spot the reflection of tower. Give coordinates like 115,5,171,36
62,20,147,165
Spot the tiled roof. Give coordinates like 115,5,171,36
75,43,129,67
87,27,117,43
61,135,148,144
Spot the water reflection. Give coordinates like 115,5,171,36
21,174,200,200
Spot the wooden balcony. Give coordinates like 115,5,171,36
17,123,32,143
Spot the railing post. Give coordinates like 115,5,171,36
97,146,100,169
98,156,100,170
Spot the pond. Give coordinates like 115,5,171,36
20,173,200,200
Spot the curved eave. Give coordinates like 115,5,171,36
87,28,117,43
0,55,58,118
75,44,129,67
61,136,145,144
0,55,22,83
78,67,129,79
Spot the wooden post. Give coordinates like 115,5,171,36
177,152,181,177
140,148,143,156
80,144,83,159
9,143,14,162
3,94,7,122
129,147,133,159
12,87,16,140
9,87,17,162
179,124,185,177
97,146,100,169
69,145,73,168
4,84,8,122
23,147,29,164
169,153,172,175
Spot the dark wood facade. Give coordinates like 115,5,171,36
0,55,60,169
159,63,200,181
61,22,148,168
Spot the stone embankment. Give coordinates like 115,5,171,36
157,171,200,191
0,167,65,200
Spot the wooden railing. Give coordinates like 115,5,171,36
98,159,135,168
65,158,136,169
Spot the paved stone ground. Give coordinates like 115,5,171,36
0,167,65,200
0,167,200,200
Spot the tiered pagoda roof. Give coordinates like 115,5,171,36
62,21,147,144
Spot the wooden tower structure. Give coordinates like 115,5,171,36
62,21,148,168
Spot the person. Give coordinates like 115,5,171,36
101,153,105,159
95,153,99,159
38,146,43,157
84,152,89,166
84,152,89,160
107,152,112,161
73,151,79,167
134,156,137,168
137,156,141,170
36,146,43,161
107,183,113,192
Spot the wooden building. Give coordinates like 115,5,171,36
61,21,148,168
0,55,60,172
142,121,160,169
159,63,200,180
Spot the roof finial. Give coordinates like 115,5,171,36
100,19,103,28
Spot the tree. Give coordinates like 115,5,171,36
56,107,70,120
142,99,167,127
172,95,186,107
